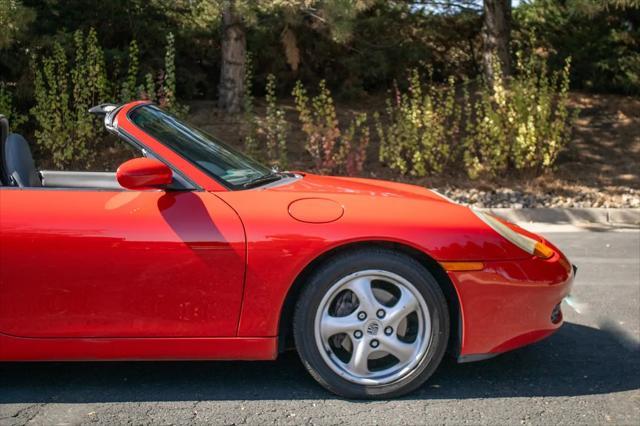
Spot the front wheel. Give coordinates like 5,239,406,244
293,249,449,399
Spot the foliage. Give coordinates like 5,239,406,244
120,40,140,102
31,29,108,168
243,52,259,157
0,83,27,130
376,52,575,179
246,1,482,100
244,70,289,168
514,0,640,94
340,112,370,176
0,0,35,48
160,32,187,116
376,70,461,176
263,74,289,168
293,79,368,174
136,33,188,117
464,52,575,178
0,0,616,180
30,28,188,169
293,79,341,172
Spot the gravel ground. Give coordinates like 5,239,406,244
1,230,639,425
437,186,640,209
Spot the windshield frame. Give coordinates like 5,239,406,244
126,104,274,190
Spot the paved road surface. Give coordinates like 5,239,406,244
1,230,639,425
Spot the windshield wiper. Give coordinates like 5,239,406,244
242,172,284,189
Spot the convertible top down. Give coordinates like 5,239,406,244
0,103,574,398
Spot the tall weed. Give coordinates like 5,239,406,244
293,80,369,175
464,53,574,178
376,70,460,176
31,29,107,168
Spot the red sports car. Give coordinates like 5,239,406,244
0,102,574,399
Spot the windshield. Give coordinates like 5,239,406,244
128,105,272,189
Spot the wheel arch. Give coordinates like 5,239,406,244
276,240,462,358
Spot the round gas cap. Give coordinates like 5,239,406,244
288,198,344,224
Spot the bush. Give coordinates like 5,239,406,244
292,79,340,172
136,33,188,117
463,53,575,178
340,112,370,176
375,70,460,176
263,74,289,168
120,40,139,103
0,83,27,130
244,65,289,169
292,79,369,175
31,29,108,169
375,52,575,179
31,29,187,169
514,0,640,95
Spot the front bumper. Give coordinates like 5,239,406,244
448,251,575,361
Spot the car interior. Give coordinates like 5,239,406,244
0,114,186,190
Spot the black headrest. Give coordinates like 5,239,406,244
0,115,8,185
4,133,41,187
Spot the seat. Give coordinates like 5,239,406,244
0,115,7,185
3,133,42,187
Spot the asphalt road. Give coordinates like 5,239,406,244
1,230,639,425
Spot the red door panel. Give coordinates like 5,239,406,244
0,189,245,338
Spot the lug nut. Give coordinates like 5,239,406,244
384,326,393,336
357,311,367,321
354,330,363,339
370,339,379,348
376,309,386,319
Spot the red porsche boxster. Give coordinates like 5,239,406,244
0,102,574,398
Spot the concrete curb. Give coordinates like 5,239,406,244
482,208,640,226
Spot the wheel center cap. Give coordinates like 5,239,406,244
365,320,380,336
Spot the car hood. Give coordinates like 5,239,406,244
216,172,534,262
266,173,450,204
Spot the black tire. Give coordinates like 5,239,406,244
293,248,449,399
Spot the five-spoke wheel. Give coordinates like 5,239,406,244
294,248,449,399
315,270,431,385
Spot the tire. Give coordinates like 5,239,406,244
293,248,449,399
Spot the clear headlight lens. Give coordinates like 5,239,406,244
472,210,555,259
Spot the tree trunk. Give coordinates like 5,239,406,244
482,0,511,85
218,3,246,113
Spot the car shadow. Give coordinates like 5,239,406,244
0,322,638,403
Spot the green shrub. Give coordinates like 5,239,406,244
31,29,188,169
243,66,289,169
263,74,289,168
463,53,575,178
136,33,188,117
293,79,340,172
293,79,369,175
139,73,157,102
461,76,510,178
0,83,27,130
31,29,108,169
375,52,575,179
514,0,640,95
243,52,259,158
375,70,460,176
340,112,369,176
120,40,140,102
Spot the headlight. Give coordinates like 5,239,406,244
472,210,555,259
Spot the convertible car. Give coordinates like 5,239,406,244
0,102,574,398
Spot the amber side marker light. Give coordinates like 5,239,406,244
534,242,555,259
440,262,485,272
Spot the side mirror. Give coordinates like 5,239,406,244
116,158,173,190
